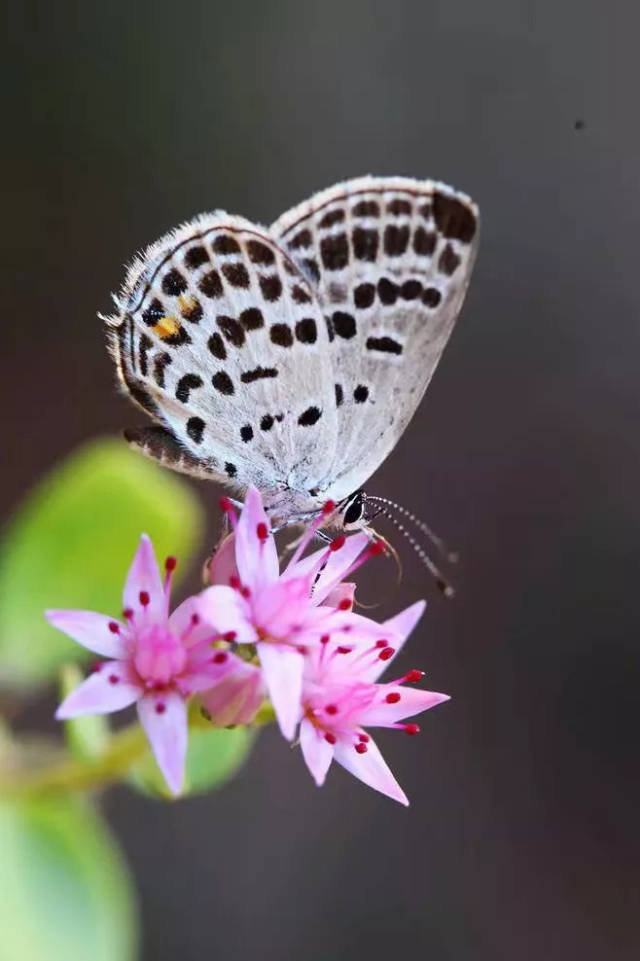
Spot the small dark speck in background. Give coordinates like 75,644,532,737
574,118,586,130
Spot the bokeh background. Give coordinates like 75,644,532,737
4,1,639,958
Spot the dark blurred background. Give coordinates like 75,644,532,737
5,1,639,958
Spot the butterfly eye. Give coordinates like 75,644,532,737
343,492,364,527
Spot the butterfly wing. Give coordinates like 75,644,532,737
106,213,338,512
271,176,479,501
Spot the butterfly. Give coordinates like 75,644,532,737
105,175,479,538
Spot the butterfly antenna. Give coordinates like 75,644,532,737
371,506,455,598
366,496,458,564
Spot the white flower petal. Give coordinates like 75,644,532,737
122,534,165,620
257,643,303,741
137,691,187,796
334,733,409,806
55,662,140,718
45,610,128,658
299,717,334,786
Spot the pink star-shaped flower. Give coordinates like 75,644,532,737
199,488,387,740
48,535,247,795
298,600,449,805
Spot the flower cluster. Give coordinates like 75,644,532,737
49,488,448,804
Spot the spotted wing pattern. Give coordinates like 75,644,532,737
271,176,479,501
107,213,338,508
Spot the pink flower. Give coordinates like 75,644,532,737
48,535,234,795
200,488,386,741
298,600,450,805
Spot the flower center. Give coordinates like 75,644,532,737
133,624,186,684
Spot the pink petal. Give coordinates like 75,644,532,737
123,534,165,620
168,596,218,649
137,691,187,796
366,600,427,681
334,734,409,806
323,582,355,610
299,717,334,786
359,689,450,726
257,642,303,740
235,487,279,589
287,532,369,604
45,610,128,658
199,658,266,726
206,532,239,586
55,661,140,719
197,586,257,643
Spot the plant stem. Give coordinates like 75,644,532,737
0,724,148,799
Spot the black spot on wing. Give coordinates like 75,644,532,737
352,227,378,262
353,384,369,403
222,262,250,288
260,274,283,302
217,316,245,347
176,373,203,403
241,366,278,383
320,233,349,270
298,406,322,426
433,192,477,243
354,283,375,309
184,245,209,270
240,424,253,442
366,336,403,355
152,352,172,387
186,417,205,444
199,270,223,298
208,332,227,360
212,371,235,395
295,318,317,344
332,311,356,339
270,324,293,348
247,239,275,265
213,234,241,255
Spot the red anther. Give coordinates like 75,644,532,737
337,645,352,654
355,742,368,754
92,661,103,673
108,621,120,634
297,645,308,655
358,732,370,742
324,732,337,744
404,670,424,683
385,692,401,704
229,574,241,590
139,590,150,607
404,723,420,736
368,539,386,557
329,535,346,552
325,704,338,715
155,702,166,714
108,674,119,684
338,598,351,610
191,612,200,626
219,496,233,514
322,500,336,515
212,651,228,664
375,639,388,649
241,586,251,599
378,646,395,661
165,556,177,572
223,631,237,642
152,681,167,692
320,634,330,645
256,522,268,541
123,607,133,620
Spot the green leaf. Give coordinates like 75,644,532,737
0,438,203,688
129,723,255,798
0,794,138,961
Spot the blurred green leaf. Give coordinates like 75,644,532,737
0,794,138,961
59,664,109,762
0,438,203,688
129,724,255,799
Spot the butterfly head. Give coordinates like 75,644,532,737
340,490,378,531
